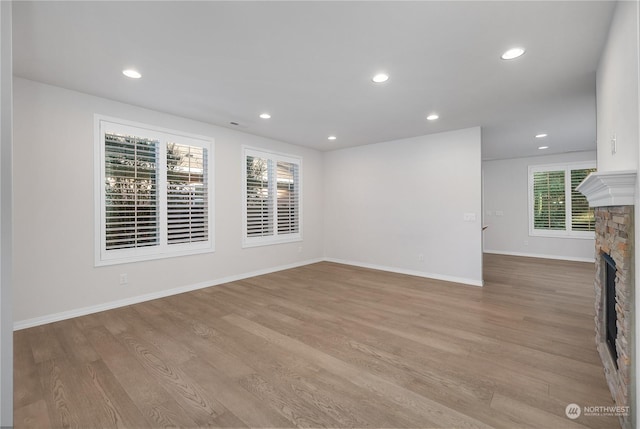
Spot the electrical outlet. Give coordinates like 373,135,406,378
119,273,128,285
524,240,529,246
298,246,303,253
418,254,424,262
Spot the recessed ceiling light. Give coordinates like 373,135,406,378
259,113,271,119
328,136,337,140
372,73,389,83
535,133,548,138
538,146,549,150
426,114,439,121
122,69,142,79
501,47,525,60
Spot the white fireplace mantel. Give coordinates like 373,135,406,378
576,170,637,207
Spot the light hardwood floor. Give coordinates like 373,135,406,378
14,254,620,428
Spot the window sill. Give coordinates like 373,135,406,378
96,244,215,267
529,231,595,240
242,235,302,249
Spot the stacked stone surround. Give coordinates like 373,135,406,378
594,206,633,429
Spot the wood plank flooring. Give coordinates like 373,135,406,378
14,254,620,428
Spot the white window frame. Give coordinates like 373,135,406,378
527,161,596,239
94,115,215,266
242,146,303,248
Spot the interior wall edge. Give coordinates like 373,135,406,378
0,0,13,426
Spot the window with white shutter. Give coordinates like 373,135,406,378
243,147,302,247
532,170,566,231
570,168,596,231
528,162,595,238
246,155,274,238
95,116,214,265
104,133,159,250
276,161,300,235
166,143,209,245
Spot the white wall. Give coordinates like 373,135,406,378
12,78,324,326
483,151,597,262
637,0,640,422
596,1,640,426
0,2,12,426
596,0,639,173
637,1,640,425
324,127,483,286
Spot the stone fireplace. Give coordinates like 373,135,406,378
577,170,636,429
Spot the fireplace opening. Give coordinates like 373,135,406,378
603,252,618,368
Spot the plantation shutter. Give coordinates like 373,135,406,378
243,148,302,246
104,133,159,250
166,143,208,244
533,170,566,230
246,155,274,237
571,168,596,231
276,161,300,234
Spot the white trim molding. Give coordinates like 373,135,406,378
324,258,484,287
576,170,637,207
14,258,323,330
13,256,486,330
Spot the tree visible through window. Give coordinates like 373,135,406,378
104,133,159,250
96,117,214,265
571,168,596,231
166,143,208,244
243,148,301,247
528,163,596,238
246,155,273,238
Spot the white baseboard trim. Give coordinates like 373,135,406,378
13,258,324,331
483,250,595,263
14,256,487,330
324,257,484,287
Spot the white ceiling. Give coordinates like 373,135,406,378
12,1,615,160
